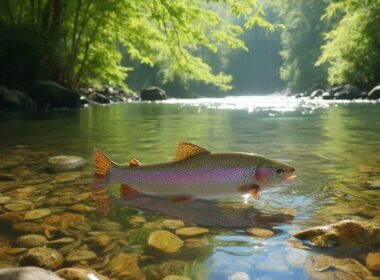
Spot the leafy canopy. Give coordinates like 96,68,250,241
0,0,272,90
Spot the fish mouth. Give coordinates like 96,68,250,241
284,174,297,182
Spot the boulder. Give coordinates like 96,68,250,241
28,81,80,108
88,92,110,104
140,87,167,101
0,267,64,280
368,85,380,100
0,86,36,110
55,268,109,280
333,84,361,100
366,252,380,273
293,219,380,249
310,89,324,99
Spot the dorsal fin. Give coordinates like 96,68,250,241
173,141,210,161
129,158,141,167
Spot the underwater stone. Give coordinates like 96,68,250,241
66,250,97,262
163,276,191,280
246,227,274,238
366,252,380,273
147,230,184,254
175,227,209,238
161,220,185,231
16,234,48,248
24,208,51,220
55,267,109,280
47,155,86,172
0,266,64,280
103,253,144,279
20,247,63,270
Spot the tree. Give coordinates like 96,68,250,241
274,0,329,92
316,0,380,88
0,0,271,91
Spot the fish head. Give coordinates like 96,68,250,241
254,159,296,187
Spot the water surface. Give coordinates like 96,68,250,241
1,96,379,279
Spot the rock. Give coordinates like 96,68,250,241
161,220,185,231
94,219,121,231
310,89,324,99
88,92,111,104
28,81,80,108
0,86,36,110
16,234,48,248
140,87,167,101
0,266,63,280
0,212,24,224
175,227,209,238
24,208,51,220
284,248,307,268
293,219,380,249
55,267,109,280
147,230,184,255
65,250,97,262
69,204,96,213
48,237,75,245
333,84,361,100
366,252,380,273
163,276,191,280
104,254,144,279
368,85,380,99
12,222,44,234
129,215,146,226
246,228,274,238
228,272,250,280
20,247,63,270
4,202,33,212
322,91,333,100
85,234,112,249
143,260,186,280
305,254,374,279
0,196,11,205
47,156,86,172
52,173,81,183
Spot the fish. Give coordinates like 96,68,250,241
92,141,296,204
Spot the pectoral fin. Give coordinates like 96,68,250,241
120,184,140,197
169,195,193,204
252,188,262,200
129,159,141,167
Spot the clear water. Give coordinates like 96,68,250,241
1,96,379,279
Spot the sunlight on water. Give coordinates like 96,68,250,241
163,95,377,114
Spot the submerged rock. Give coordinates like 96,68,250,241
24,208,51,220
163,276,191,280
66,250,97,262
55,267,109,280
305,254,374,279
161,220,185,231
293,219,380,249
175,227,209,238
147,230,184,255
47,156,86,172
366,252,380,273
103,253,144,279
19,247,63,270
0,266,63,280
246,227,274,238
16,234,48,248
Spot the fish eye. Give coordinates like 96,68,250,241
276,169,284,176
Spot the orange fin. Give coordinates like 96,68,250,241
94,148,115,176
169,195,193,203
252,188,262,200
120,184,140,197
239,184,260,194
129,158,141,167
92,189,112,215
173,141,210,161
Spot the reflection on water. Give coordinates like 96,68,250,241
0,96,379,279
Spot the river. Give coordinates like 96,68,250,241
0,95,379,279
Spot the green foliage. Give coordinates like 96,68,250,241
0,0,272,91
317,0,380,87
274,1,329,92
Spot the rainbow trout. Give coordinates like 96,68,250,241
93,142,296,203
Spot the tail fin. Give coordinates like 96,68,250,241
92,148,115,215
